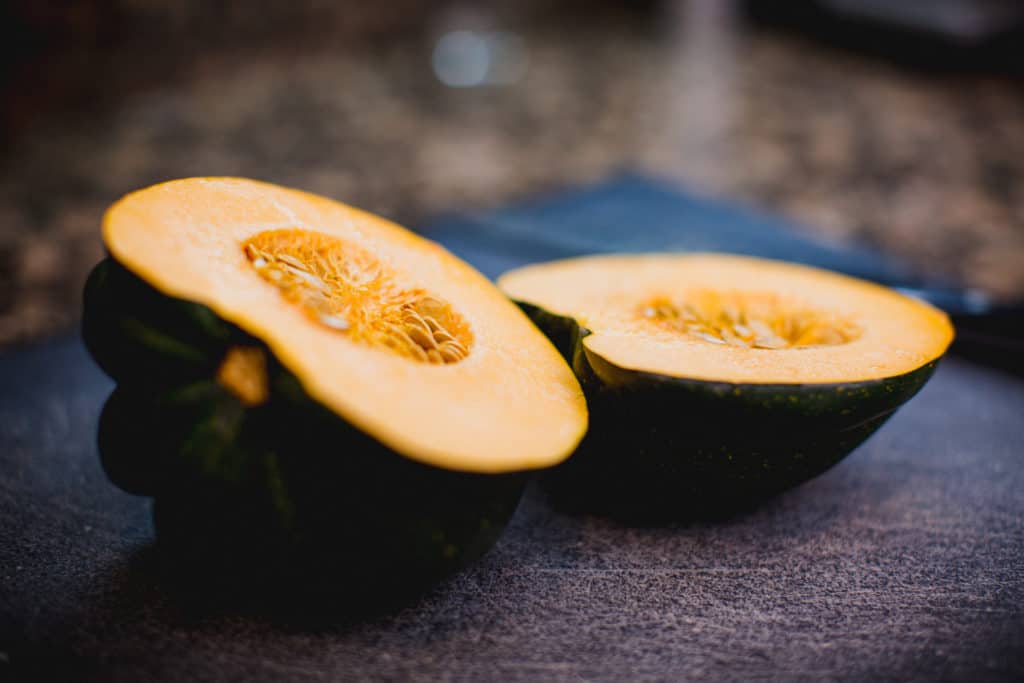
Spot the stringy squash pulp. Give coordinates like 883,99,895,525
102,178,587,473
498,254,953,385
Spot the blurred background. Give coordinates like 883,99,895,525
2,0,1023,349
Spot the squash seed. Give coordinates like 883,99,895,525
318,313,350,331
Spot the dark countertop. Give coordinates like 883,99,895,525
2,0,1024,347
2,337,1023,681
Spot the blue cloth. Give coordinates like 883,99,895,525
422,174,989,316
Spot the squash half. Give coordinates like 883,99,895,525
84,178,586,598
499,253,953,519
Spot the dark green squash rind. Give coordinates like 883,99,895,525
85,258,528,599
516,299,941,520
97,380,249,495
83,259,234,386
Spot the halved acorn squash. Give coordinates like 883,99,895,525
83,178,586,599
498,254,953,520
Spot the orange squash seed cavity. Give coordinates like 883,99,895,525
243,229,472,364
638,290,861,349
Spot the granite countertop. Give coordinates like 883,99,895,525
2,1,1024,348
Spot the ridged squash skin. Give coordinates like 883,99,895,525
85,258,526,599
518,302,940,520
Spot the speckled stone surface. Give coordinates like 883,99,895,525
2,1,1024,347
1,337,1023,681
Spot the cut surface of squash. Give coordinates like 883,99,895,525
102,178,586,473
498,254,953,385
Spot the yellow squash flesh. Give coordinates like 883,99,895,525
498,254,954,384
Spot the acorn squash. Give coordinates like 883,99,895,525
83,178,586,598
498,254,954,520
